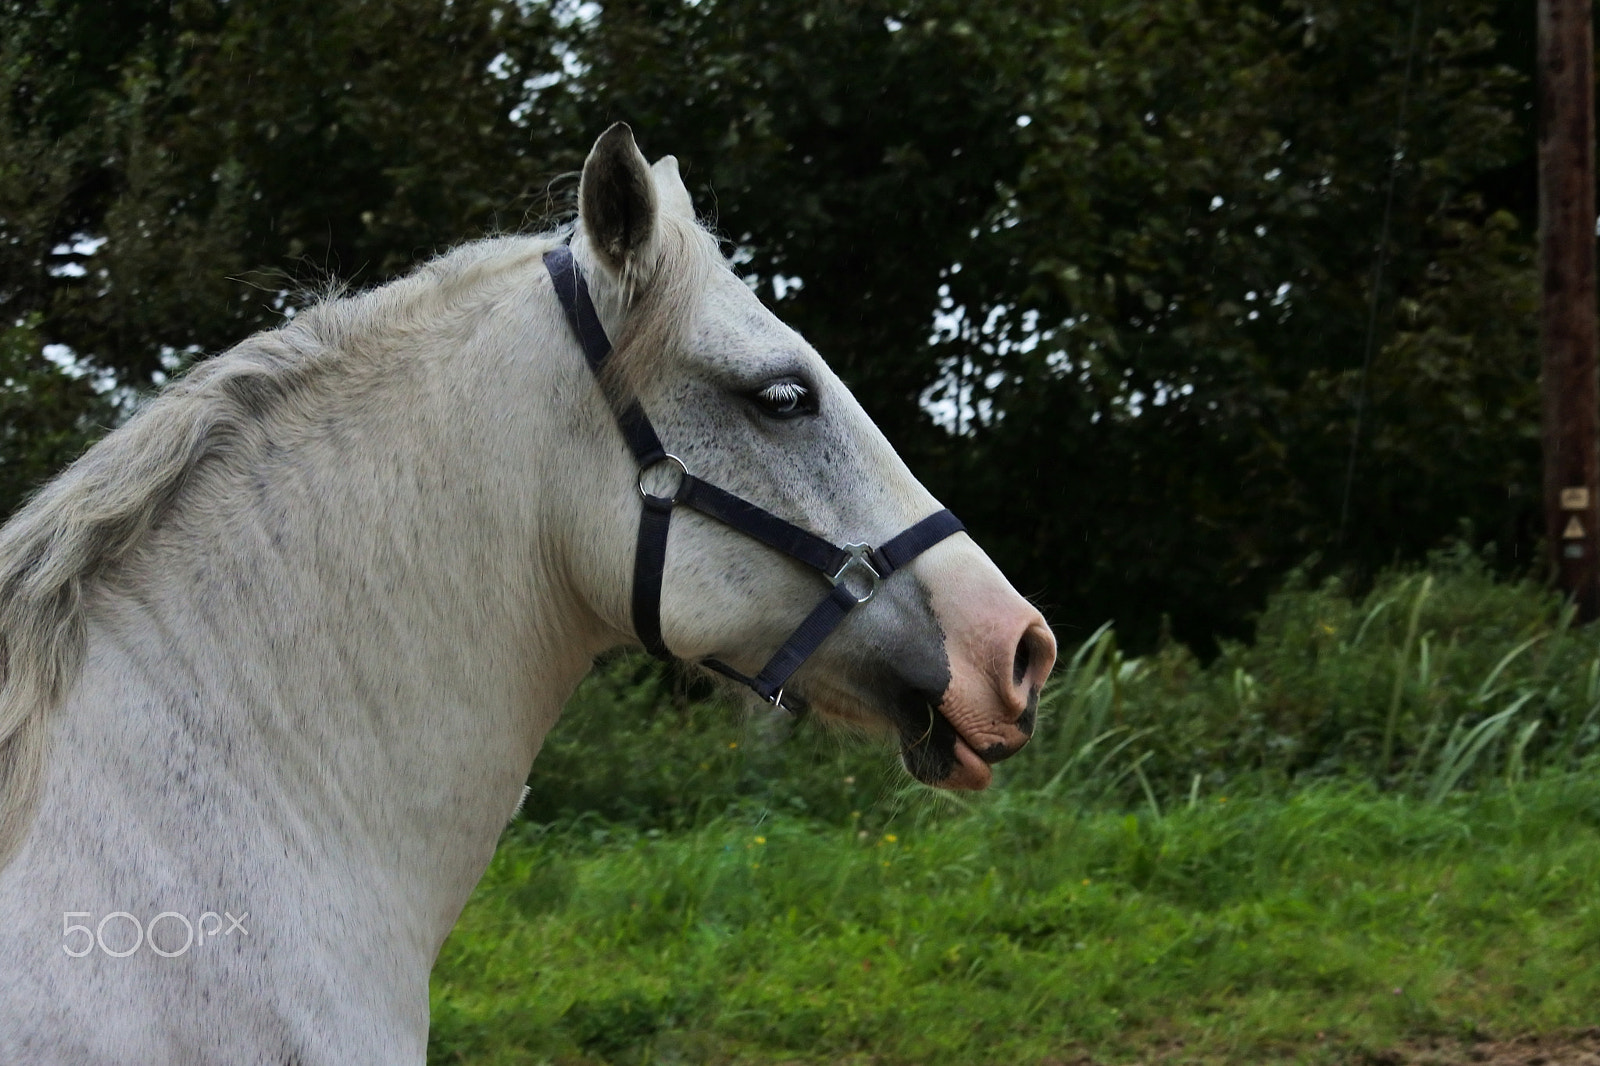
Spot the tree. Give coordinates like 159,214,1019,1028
1,0,577,393
938,0,1537,646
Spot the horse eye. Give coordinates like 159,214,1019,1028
753,378,814,419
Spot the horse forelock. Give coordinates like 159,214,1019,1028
596,211,724,407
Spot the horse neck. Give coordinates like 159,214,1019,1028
46,290,624,953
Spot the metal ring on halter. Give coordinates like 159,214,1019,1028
827,543,882,604
636,454,690,504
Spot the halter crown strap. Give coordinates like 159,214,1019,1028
546,244,667,467
542,243,963,712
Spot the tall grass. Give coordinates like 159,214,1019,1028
1006,549,1600,807
523,550,1600,828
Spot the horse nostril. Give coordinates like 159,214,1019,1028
1012,630,1033,687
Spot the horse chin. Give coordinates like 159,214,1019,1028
799,681,994,792
895,698,994,791
777,669,985,784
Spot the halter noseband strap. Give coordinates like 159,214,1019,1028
543,243,963,713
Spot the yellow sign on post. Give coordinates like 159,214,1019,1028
1562,487,1591,510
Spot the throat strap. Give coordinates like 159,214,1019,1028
543,242,963,712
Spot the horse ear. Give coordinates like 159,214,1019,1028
579,122,659,279
651,156,695,220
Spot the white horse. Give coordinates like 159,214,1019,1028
0,125,1054,1063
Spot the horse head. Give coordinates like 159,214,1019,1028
562,124,1056,789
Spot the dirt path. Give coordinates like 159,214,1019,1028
1037,1029,1600,1065
1382,1030,1600,1066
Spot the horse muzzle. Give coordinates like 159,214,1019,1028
902,566,1057,791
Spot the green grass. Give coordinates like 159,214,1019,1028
430,771,1600,1064
429,557,1600,1063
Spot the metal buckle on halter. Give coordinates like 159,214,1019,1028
828,543,882,604
767,685,808,717
636,454,689,504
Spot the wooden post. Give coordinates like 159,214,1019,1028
1539,0,1599,620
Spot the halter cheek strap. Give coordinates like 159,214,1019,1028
544,243,963,713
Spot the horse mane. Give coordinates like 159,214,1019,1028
0,216,724,870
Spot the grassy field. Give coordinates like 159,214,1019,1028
429,773,1600,1064
428,558,1600,1064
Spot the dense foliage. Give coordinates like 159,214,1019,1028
527,556,1600,829
0,0,1555,644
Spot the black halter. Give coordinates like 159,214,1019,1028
544,244,963,714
